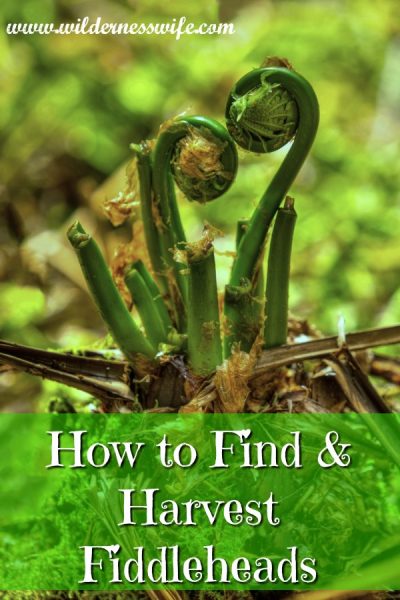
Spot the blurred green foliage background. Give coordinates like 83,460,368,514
0,0,399,407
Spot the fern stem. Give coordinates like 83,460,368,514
132,259,173,335
125,267,168,350
152,115,238,323
67,221,156,361
131,142,168,295
186,241,222,375
227,67,318,285
223,220,265,356
264,197,297,348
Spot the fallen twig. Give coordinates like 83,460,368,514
253,324,400,376
0,352,135,406
0,340,128,382
1,325,399,407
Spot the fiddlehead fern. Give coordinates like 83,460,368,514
224,65,319,355
151,116,238,321
67,63,318,374
226,66,319,286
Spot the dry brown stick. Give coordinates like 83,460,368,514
1,325,399,407
0,339,128,382
253,324,400,376
0,352,135,405
0,347,186,409
2,325,399,386
325,350,391,413
371,353,400,385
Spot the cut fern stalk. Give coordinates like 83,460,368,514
224,219,265,356
130,142,169,296
132,259,174,335
236,219,265,334
185,238,222,376
67,221,156,362
125,267,169,351
264,196,297,348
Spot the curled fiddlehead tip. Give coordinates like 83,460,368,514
226,67,300,153
169,116,238,203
